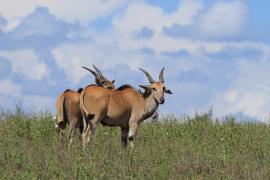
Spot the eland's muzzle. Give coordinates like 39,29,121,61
160,98,165,104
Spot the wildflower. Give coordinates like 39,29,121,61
55,123,59,129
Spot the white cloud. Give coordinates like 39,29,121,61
113,1,202,35
113,2,164,35
171,0,203,26
21,94,54,112
111,1,251,56
111,0,253,59
117,31,270,56
0,17,21,32
0,0,125,26
42,0,124,25
211,59,270,121
0,0,39,20
0,79,22,97
0,88,54,112
0,49,48,80
52,40,145,84
0,78,53,112
199,1,248,37
52,43,87,83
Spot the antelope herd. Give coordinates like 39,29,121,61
55,65,172,149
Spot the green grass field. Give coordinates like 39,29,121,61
1,108,270,179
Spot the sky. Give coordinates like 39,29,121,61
0,0,270,122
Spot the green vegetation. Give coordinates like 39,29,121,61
1,108,270,179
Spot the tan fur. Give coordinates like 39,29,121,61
55,89,83,147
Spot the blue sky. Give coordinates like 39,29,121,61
0,0,270,122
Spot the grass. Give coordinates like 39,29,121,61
1,108,270,179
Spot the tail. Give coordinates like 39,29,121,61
56,94,67,129
80,89,94,120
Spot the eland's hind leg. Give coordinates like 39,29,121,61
82,114,90,148
68,117,80,150
68,128,76,150
59,129,65,141
82,113,103,148
78,123,84,143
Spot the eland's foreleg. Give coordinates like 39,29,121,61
121,127,128,147
128,121,140,148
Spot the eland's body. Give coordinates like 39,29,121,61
55,65,115,148
55,88,83,143
80,68,172,147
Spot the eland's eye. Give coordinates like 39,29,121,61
152,87,157,91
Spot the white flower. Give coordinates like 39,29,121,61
55,123,59,129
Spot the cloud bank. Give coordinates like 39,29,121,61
0,0,269,122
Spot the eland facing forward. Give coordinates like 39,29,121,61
80,68,172,147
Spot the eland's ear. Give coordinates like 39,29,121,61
111,79,115,84
139,85,151,94
100,80,107,85
139,85,150,90
165,89,173,94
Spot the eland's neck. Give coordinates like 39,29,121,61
143,95,159,119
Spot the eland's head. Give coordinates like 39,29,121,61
139,68,172,104
82,65,116,90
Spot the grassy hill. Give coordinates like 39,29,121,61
1,108,270,179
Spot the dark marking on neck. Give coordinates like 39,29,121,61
77,88,83,93
64,89,71,93
117,84,134,91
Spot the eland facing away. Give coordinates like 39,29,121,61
55,65,116,148
80,68,172,147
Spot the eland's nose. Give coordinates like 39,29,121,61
160,98,165,104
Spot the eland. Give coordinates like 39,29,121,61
55,65,116,148
80,68,172,147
